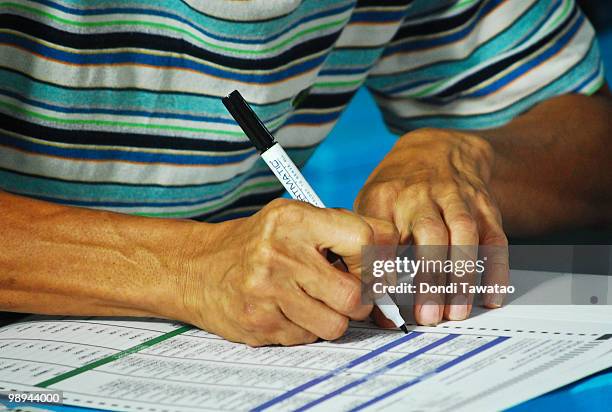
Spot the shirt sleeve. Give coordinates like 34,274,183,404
365,0,605,134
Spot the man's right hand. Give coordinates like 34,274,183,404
178,198,398,347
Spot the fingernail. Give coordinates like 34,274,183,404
448,296,468,320
487,294,504,308
418,301,440,326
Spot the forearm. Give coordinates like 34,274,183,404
477,91,612,236
0,190,209,321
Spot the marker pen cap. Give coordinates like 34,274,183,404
222,90,275,153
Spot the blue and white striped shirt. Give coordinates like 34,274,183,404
0,0,604,220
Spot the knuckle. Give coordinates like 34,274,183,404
356,182,399,213
238,302,276,332
267,197,293,210
243,273,268,296
261,198,286,223
413,215,441,229
304,333,318,344
410,181,433,196
340,281,363,313
375,219,400,244
368,182,399,201
412,216,448,243
244,337,264,348
277,337,294,347
483,231,508,247
241,309,260,330
357,223,375,245
324,316,349,341
436,182,460,198
450,214,478,235
252,240,276,267
277,330,318,347
243,310,278,333
261,199,304,232
351,304,373,321
245,249,276,293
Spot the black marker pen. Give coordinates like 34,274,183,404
222,90,408,334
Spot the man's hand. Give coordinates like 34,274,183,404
355,128,509,326
1,191,396,346
180,198,398,347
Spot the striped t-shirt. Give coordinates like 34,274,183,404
0,0,604,221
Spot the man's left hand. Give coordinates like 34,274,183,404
354,128,509,327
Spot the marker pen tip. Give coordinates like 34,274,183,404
400,324,409,334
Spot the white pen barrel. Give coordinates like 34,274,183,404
261,143,325,208
375,296,406,328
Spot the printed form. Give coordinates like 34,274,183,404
0,272,611,411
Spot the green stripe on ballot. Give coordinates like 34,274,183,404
36,325,193,388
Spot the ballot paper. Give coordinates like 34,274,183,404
0,271,611,412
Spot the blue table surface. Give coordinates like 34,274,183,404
3,30,612,412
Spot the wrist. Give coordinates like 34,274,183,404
161,217,241,326
131,217,219,323
398,127,495,180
